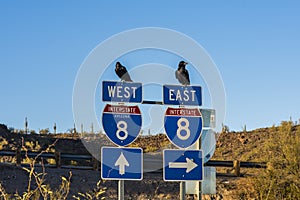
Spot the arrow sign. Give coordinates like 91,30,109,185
169,158,198,173
101,147,143,180
164,149,203,181
115,152,129,175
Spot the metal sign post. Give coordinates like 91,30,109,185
118,180,124,200
101,81,143,200
180,181,186,200
163,84,203,200
199,135,202,200
100,80,213,199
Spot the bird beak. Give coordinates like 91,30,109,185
185,62,188,65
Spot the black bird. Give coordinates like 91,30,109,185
175,61,190,85
115,62,133,82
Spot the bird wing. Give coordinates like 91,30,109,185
120,66,132,82
120,66,128,74
175,69,185,85
175,70,179,79
122,73,132,82
185,69,190,85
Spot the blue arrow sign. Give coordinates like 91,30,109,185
163,149,203,181
101,147,143,180
164,107,203,148
102,104,142,146
102,81,142,103
163,85,202,106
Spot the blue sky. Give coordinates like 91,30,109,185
0,1,299,133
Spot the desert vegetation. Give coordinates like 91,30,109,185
0,137,106,200
212,121,300,199
0,121,300,199
253,121,300,199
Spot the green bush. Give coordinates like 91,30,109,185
254,121,300,200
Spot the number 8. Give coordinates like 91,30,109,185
116,120,128,140
176,118,190,140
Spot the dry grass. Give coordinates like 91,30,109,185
0,138,106,200
252,122,300,199
1,122,300,199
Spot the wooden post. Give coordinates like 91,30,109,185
233,160,240,177
92,157,99,170
16,148,21,166
55,151,61,168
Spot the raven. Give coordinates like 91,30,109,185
115,62,133,82
175,61,190,85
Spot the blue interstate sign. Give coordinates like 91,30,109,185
101,147,143,180
163,85,202,106
102,81,142,103
102,104,142,146
164,107,203,148
164,149,203,181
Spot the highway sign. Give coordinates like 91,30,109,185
163,85,202,106
164,107,203,148
101,147,143,180
102,81,142,103
163,149,203,181
102,104,142,146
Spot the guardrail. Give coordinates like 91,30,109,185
0,149,99,170
0,150,267,176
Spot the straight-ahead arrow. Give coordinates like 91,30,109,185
169,158,198,173
115,152,129,175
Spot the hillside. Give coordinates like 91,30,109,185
0,122,299,199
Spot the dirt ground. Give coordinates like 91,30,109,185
0,125,267,199
0,163,182,199
0,162,256,200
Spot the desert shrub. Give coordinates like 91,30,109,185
39,129,50,135
73,180,106,200
253,121,300,200
0,145,72,200
0,138,8,150
0,124,8,131
0,138,106,200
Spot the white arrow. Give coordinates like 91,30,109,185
169,158,198,173
115,152,129,175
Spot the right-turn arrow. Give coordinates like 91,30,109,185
169,157,198,173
